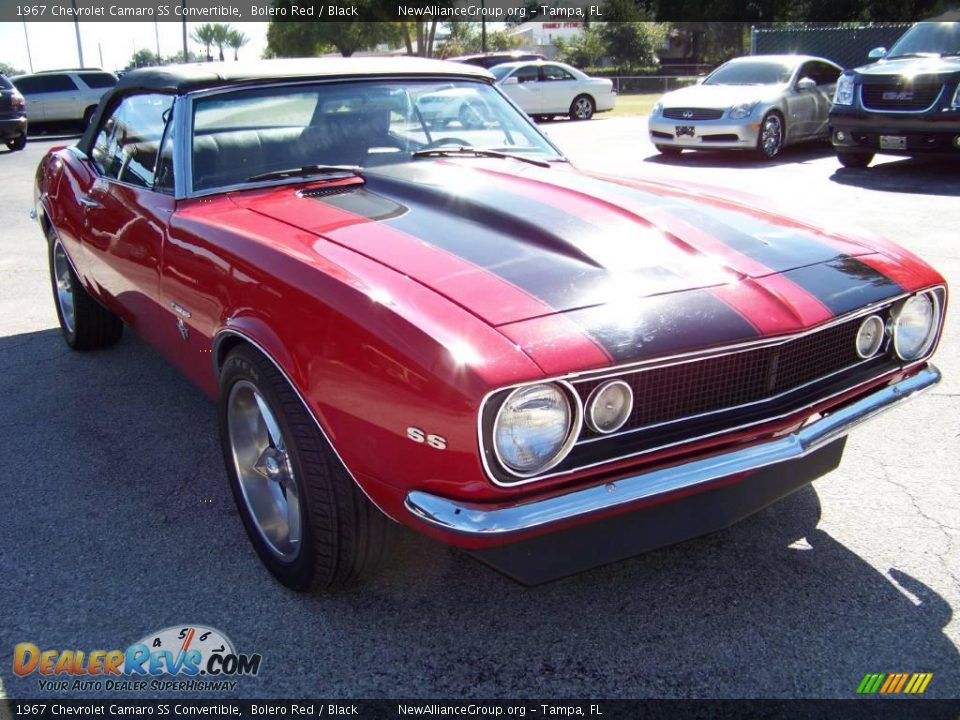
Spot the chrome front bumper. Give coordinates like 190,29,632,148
406,367,940,537
649,116,759,149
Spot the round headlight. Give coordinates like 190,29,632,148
856,315,885,358
493,383,578,476
586,380,633,434
892,292,939,361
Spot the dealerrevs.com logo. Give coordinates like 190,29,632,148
13,625,262,692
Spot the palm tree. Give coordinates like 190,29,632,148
227,29,249,61
212,23,231,62
190,23,216,61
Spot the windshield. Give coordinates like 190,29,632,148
888,22,960,57
704,60,794,85
190,79,559,192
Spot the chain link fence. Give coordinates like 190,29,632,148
607,76,703,95
750,23,913,70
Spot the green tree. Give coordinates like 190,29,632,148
486,30,523,52
212,23,232,61
191,23,217,61
0,61,24,76
227,28,249,60
125,48,162,70
437,22,480,57
597,1,667,70
554,26,606,68
267,0,404,57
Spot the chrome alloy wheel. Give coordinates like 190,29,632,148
53,241,76,334
759,114,783,158
573,96,594,120
227,380,302,561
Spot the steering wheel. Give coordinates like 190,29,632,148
419,137,472,150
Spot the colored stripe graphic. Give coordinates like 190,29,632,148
857,672,932,694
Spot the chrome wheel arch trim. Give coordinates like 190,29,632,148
212,327,397,522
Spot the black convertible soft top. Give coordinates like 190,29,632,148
78,57,493,153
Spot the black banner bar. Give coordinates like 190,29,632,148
3,700,960,720
0,0,949,23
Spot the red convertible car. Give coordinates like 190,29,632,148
34,59,946,588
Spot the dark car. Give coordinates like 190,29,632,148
0,74,27,151
449,51,546,68
830,21,960,167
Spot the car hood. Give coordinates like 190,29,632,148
854,56,960,78
659,83,783,108
233,161,920,370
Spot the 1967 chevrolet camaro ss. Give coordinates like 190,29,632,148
35,58,947,588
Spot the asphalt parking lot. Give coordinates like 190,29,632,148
0,117,958,700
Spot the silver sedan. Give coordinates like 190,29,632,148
649,55,842,160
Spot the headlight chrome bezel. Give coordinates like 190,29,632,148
586,379,634,435
891,291,943,362
491,381,582,479
834,75,856,106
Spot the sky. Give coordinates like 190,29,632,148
0,21,270,74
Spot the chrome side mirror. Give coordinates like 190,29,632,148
796,77,817,91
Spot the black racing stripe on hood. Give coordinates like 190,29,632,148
780,257,904,317
537,170,860,274
357,174,692,313
559,289,760,363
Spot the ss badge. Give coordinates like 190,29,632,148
406,427,447,450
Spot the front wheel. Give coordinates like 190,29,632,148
82,106,97,130
569,95,595,121
48,233,123,350
837,151,873,168
218,344,392,591
6,133,26,151
755,112,784,160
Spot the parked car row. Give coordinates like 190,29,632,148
0,68,118,150
647,22,959,168
33,55,946,590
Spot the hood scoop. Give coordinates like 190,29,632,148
298,184,362,199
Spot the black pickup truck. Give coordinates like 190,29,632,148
829,22,960,168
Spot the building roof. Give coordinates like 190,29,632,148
116,57,492,94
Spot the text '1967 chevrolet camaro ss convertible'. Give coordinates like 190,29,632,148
34,58,947,588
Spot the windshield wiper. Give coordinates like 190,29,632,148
411,146,552,168
245,165,364,183
887,52,942,59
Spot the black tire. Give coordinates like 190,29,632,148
837,151,873,169
754,111,785,160
569,94,595,121
6,133,27,151
47,230,123,350
82,106,97,131
218,344,392,592
655,145,683,157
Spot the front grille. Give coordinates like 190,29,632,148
701,134,739,142
574,315,869,440
663,108,724,121
861,81,942,111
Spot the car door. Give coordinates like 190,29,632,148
785,62,822,141
538,64,579,114
804,61,841,139
35,74,82,123
499,65,542,114
82,93,176,343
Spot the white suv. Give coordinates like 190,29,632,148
11,69,117,129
